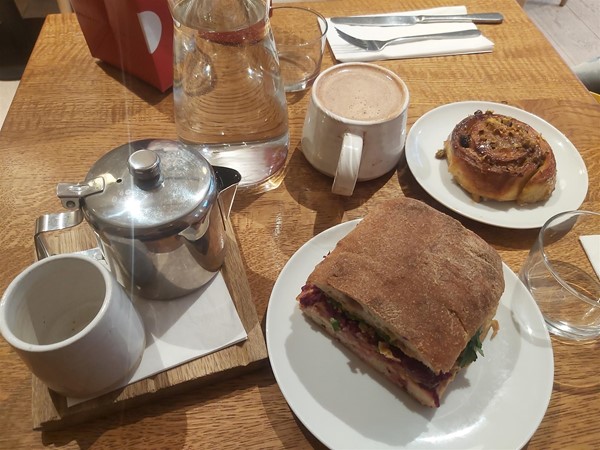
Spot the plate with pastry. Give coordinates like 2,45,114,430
266,198,553,450
405,101,588,229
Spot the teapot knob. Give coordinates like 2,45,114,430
128,149,162,188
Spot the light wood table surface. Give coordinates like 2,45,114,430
1,0,599,448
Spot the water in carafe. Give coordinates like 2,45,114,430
169,0,289,191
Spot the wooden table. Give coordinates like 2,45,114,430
1,0,599,448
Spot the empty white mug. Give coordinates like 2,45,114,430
301,62,410,195
0,254,145,398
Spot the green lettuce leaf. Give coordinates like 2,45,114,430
330,317,340,332
458,329,484,367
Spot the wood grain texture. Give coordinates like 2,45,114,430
0,1,599,448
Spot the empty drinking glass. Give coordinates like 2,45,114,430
520,210,600,340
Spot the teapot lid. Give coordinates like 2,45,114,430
78,139,217,237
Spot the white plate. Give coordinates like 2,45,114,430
405,101,588,229
266,220,554,450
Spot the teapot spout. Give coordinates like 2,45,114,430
214,166,241,220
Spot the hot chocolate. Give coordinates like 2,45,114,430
301,62,410,196
315,64,407,122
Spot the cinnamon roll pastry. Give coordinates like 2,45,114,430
440,110,557,205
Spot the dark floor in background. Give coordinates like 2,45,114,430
0,0,44,80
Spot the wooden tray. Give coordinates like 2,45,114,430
31,219,268,430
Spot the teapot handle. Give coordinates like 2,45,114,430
34,210,84,260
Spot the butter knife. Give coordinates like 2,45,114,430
330,13,503,27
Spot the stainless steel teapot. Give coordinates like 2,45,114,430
35,139,241,300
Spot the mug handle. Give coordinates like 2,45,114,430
332,133,363,196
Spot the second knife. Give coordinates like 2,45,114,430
330,12,503,27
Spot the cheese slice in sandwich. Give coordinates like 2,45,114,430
296,198,504,408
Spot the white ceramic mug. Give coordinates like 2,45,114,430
301,62,410,196
0,254,145,398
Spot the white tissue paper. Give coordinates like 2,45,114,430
326,5,494,63
67,272,247,406
580,235,600,280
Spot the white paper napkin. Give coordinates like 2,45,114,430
580,235,600,280
326,6,494,63
67,272,247,406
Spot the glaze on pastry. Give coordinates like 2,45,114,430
440,110,557,205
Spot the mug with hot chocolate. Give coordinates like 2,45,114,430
301,63,410,196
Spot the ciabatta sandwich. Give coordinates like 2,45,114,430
297,198,504,407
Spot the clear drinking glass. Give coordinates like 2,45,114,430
270,6,328,92
519,210,600,340
169,0,289,192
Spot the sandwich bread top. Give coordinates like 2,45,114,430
307,197,504,374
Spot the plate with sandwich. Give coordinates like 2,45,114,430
405,101,588,229
266,198,554,449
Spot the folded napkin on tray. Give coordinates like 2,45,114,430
326,6,494,63
67,272,247,406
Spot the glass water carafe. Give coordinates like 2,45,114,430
169,0,289,191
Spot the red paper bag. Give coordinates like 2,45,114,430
71,0,173,91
